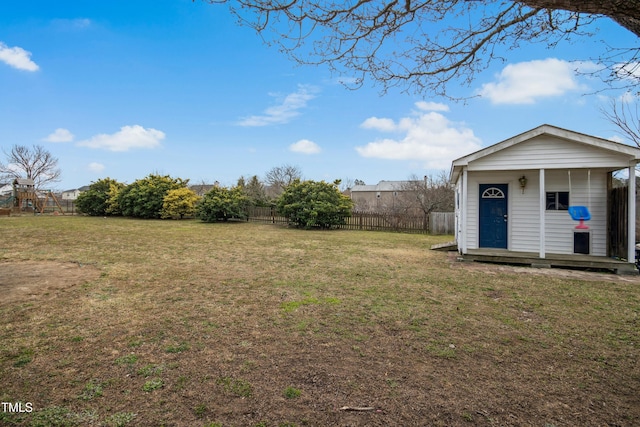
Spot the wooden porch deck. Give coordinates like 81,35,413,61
461,249,638,275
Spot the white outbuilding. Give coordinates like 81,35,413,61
450,124,640,274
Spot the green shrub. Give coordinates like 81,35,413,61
276,179,354,229
196,185,249,222
118,174,188,219
161,187,200,219
75,178,124,216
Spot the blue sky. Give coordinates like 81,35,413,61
0,1,638,191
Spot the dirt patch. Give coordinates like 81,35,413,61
0,260,101,304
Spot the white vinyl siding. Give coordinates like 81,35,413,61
465,175,479,250
454,179,462,245
543,169,607,256
468,135,633,171
462,169,607,256
509,171,540,253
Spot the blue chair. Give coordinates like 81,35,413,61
568,206,590,229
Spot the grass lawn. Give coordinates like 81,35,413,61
0,216,638,426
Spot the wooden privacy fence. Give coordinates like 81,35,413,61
429,212,456,235
246,206,289,225
608,186,628,259
341,211,427,233
247,207,454,235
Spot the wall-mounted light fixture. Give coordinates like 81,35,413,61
519,175,528,194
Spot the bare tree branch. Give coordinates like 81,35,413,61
602,95,640,147
401,172,454,215
264,164,302,194
206,0,640,97
0,145,62,189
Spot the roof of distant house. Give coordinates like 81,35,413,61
0,184,13,196
351,180,417,192
63,186,91,193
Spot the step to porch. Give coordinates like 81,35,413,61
461,250,638,275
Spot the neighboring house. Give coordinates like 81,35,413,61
190,184,216,196
61,189,81,200
0,183,12,196
450,124,640,273
350,180,418,211
61,186,90,200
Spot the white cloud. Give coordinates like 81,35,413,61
360,117,397,132
478,58,585,104
237,84,319,126
290,139,321,154
88,162,105,173
42,128,74,143
74,18,92,28
355,102,482,169
334,76,360,86
361,102,451,132
415,101,450,112
619,91,638,104
615,62,640,81
77,125,165,151
0,42,39,71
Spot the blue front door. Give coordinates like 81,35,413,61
479,184,508,249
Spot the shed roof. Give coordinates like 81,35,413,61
351,180,418,193
450,124,640,182
13,178,35,186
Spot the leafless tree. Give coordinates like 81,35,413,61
0,144,61,188
377,194,419,230
207,1,640,97
363,173,453,230
264,164,302,194
401,172,454,215
339,177,355,192
243,174,269,206
602,95,640,147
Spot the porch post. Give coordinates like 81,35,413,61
461,167,468,254
539,169,545,258
628,165,636,264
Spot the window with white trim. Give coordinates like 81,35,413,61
546,192,569,210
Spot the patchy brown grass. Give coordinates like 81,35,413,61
0,216,639,427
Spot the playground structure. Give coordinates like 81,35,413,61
0,178,65,215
